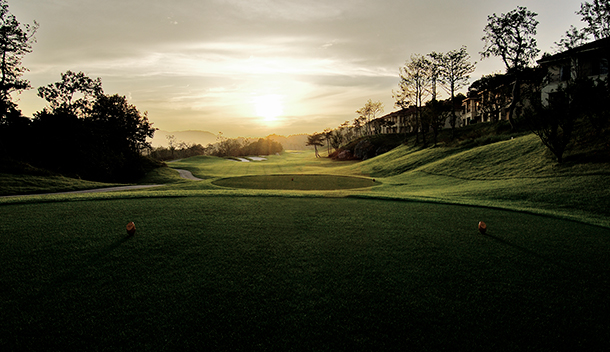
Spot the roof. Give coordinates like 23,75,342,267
538,37,610,65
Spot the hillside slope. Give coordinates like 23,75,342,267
350,133,610,227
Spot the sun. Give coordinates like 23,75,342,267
254,94,283,121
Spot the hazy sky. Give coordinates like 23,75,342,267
12,0,583,137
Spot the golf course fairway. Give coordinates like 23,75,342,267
1,140,610,350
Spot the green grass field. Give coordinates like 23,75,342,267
1,133,610,350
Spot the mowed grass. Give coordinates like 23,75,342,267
2,132,610,350
1,196,609,350
0,173,125,196
351,134,610,227
169,151,359,179
213,174,377,190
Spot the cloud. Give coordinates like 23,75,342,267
215,0,355,21
11,0,586,137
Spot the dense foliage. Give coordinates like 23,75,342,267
212,137,283,157
150,137,283,161
0,1,160,182
523,77,610,163
23,91,159,182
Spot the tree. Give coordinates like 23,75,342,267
0,0,38,130
306,133,324,158
37,70,103,118
555,1,610,52
339,120,353,143
434,47,476,136
0,0,37,117
353,116,366,138
356,99,384,136
323,128,332,154
427,52,442,101
555,25,589,52
167,134,176,159
578,0,610,40
481,6,539,129
330,129,344,151
523,81,580,163
89,93,156,153
424,99,450,146
397,54,432,145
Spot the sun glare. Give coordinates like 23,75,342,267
254,94,283,122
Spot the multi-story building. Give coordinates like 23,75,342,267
537,37,610,103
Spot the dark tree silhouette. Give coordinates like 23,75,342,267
306,133,324,158
481,6,539,129
38,70,104,118
0,0,38,107
579,0,610,40
432,47,476,137
0,0,37,158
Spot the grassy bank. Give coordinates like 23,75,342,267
0,173,125,196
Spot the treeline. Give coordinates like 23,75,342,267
214,136,283,157
312,1,610,163
2,71,159,182
308,44,476,155
150,136,283,161
0,3,160,182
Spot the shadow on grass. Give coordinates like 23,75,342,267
35,234,135,299
481,232,578,273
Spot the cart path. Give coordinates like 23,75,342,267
173,168,204,181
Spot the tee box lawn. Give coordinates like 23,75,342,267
1,137,609,351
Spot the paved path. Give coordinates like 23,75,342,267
173,169,204,181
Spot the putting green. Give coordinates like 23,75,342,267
212,174,377,190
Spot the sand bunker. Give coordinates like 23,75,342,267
229,157,268,162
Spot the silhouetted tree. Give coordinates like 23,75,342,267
89,93,155,153
352,116,366,138
306,133,324,158
433,47,476,136
555,25,590,52
38,70,103,118
523,84,577,163
356,99,384,136
424,99,450,146
330,129,344,151
579,0,610,40
481,6,539,129
30,89,157,181
0,0,37,157
0,0,37,108
555,1,610,52
397,54,432,145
